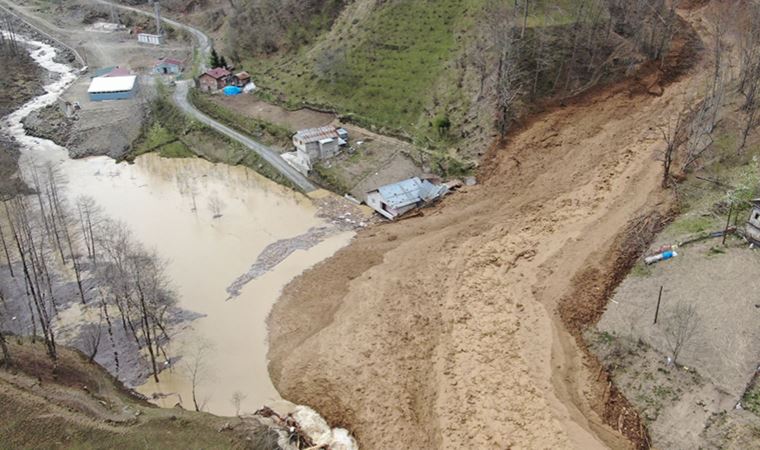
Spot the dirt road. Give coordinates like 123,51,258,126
268,5,711,449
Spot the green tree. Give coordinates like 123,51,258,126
219,55,228,69
209,48,221,68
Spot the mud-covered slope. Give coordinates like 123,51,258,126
267,3,708,448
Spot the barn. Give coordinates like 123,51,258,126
87,75,138,101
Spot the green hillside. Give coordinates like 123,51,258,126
244,0,485,138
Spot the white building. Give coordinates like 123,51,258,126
137,33,163,45
293,126,345,165
87,75,138,101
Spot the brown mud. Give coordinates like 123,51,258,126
267,2,712,449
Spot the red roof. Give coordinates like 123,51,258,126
203,68,230,79
158,58,184,67
103,67,131,77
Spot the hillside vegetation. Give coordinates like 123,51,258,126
0,340,277,449
228,0,678,158
122,0,680,166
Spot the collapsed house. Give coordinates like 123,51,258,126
366,177,449,220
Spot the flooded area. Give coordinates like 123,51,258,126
57,155,353,414
5,35,354,416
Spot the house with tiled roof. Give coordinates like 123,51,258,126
198,67,231,92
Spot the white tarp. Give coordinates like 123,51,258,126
88,75,136,93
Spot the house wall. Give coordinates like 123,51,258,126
199,75,220,92
137,34,162,45
366,192,395,220
749,208,760,229
89,89,135,101
319,139,340,159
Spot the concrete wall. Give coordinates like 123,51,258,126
319,139,339,159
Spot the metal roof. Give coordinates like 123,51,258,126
103,67,131,77
156,58,184,67
91,66,116,78
88,75,137,93
294,126,339,143
374,177,448,209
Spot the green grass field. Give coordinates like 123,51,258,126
244,0,486,137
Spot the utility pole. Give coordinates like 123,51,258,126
653,286,663,325
152,0,162,36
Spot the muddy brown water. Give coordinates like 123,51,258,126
7,35,353,416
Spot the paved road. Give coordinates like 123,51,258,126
173,81,317,192
93,0,316,192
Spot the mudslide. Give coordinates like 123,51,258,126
268,4,711,449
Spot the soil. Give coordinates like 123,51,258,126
267,4,712,449
590,236,760,449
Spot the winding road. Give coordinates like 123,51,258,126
173,81,317,192
4,0,316,193
91,0,318,193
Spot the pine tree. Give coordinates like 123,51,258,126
219,55,228,69
209,48,220,68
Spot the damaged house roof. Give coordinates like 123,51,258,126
375,177,448,209
294,126,340,144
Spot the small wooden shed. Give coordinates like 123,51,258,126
234,71,251,87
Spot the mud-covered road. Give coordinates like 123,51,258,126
268,4,712,449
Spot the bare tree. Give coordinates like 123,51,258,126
76,196,101,262
207,193,225,219
181,338,214,412
230,390,247,416
95,219,176,381
660,302,700,365
737,2,760,153
81,315,103,363
0,218,14,278
486,1,524,139
658,106,689,188
0,329,10,368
